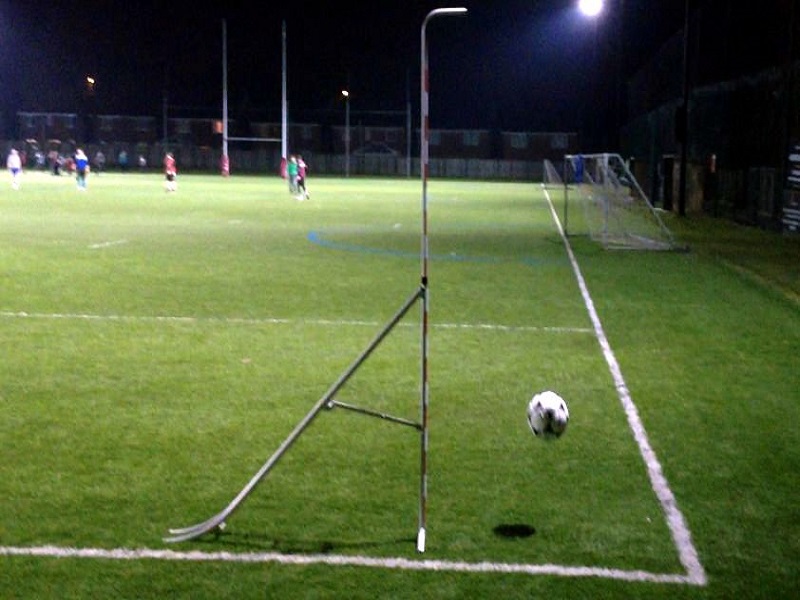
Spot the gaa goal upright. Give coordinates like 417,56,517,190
551,153,683,251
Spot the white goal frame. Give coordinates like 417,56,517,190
559,153,684,251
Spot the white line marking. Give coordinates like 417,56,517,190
0,545,701,585
88,239,128,249
0,193,703,585
543,186,707,586
0,310,591,334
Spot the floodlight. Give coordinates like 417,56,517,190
578,0,603,18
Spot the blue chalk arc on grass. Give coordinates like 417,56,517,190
307,230,566,266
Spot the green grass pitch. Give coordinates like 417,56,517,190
0,171,798,598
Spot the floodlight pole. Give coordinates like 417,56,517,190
418,6,467,554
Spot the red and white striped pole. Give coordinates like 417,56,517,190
418,6,467,554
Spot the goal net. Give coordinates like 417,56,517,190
542,157,563,190
550,153,682,251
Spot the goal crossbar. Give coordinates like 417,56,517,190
225,136,281,143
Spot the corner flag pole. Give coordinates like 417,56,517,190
417,6,467,554
164,12,467,551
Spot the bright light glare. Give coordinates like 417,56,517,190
341,90,349,98
578,0,603,18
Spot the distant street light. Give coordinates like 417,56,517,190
83,76,98,143
341,90,350,177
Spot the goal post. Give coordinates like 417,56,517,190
558,152,685,251
224,137,283,175
220,19,287,177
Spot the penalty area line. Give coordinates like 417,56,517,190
0,545,701,585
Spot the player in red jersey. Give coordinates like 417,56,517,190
164,152,177,192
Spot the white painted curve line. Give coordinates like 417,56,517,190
0,311,591,335
542,186,707,586
0,545,700,585
433,322,591,334
88,239,128,249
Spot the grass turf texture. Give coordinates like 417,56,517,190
0,172,798,598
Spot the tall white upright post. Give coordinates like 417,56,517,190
281,21,288,174
418,6,467,554
221,19,229,175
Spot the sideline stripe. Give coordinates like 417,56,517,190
0,545,700,585
0,310,591,335
543,186,707,586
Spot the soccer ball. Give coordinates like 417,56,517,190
527,391,569,440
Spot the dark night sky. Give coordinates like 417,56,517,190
0,1,687,134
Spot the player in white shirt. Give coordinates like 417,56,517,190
7,148,22,189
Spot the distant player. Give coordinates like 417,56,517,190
287,155,298,196
7,148,22,189
296,154,310,200
164,152,177,192
74,148,89,190
93,150,106,175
